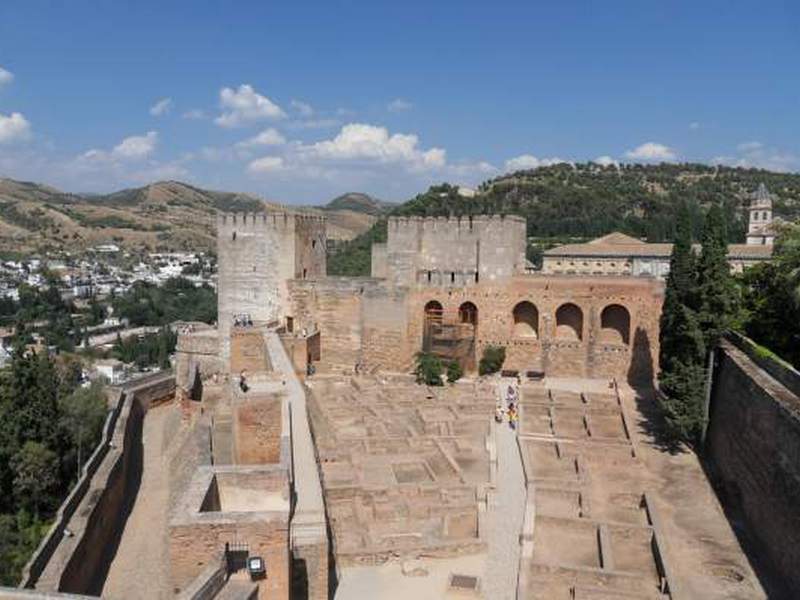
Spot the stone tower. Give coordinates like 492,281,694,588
746,183,775,246
216,211,326,363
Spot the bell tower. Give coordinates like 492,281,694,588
746,183,775,246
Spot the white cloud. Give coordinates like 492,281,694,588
182,109,206,120
248,156,285,174
387,98,413,112
504,154,566,172
689,122,700,130
624,142,677,161
286,118,341,130
0,67,13,87
290,100,314,117
149,97,172,117
236,128,286,148
0,112,31,144
594,155,618,167
112,131,158,159
715,142,799,173
215,84,285,127
736,140,763,153
304,123,445,170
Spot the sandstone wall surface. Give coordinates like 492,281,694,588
706,339,800,596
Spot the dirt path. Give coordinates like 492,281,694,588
102,403,174,600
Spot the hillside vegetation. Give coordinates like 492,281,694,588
327,163,800,276
0,179,377,256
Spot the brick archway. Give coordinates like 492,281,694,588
512,301,539,338
555,303,583,341
600,304,630,345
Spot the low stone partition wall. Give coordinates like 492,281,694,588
21,372,175,595
706,338,800,596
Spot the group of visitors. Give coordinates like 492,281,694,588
495,383,520,430
233,313,253,328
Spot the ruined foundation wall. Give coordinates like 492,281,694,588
170,518,290,600
706,339,800,596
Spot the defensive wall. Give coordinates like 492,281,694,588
175,323,222,390
288,274,662,382
21,372,176,595
706,334,800,596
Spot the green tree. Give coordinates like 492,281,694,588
738,221,800,367
11,441,59,517
446,360,463,383
659,201,696,372
58,383,108,481
414,352,443,386
478,345,506,376
695,204,739,349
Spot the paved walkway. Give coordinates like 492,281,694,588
102,403,173,600
482,380,526,600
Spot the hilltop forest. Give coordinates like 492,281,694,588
326,163,800,276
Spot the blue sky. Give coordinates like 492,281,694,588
0,1,798,204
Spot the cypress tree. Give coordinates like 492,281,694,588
695,204,739,349
657,200,710,446
659,201,695,372
659,304,707,443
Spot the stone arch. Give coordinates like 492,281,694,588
459,301,478,327
555,303,583,341
512,301,539,338
600,304,630,345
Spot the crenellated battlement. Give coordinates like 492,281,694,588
217,210,327,231
388,213,525,232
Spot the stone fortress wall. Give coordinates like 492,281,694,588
706,334,800,596
20,372,176,596
286,213,661,381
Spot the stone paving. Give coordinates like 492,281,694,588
102,403,179,600
482,378,526,600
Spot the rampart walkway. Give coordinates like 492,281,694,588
102,403,176,599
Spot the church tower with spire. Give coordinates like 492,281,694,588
746,183,775,246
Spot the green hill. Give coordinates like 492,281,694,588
327,162,800,276
322,192,393,216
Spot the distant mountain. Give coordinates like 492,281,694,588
0,179,375,256
323,192,394,216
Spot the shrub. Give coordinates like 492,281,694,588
479,345,506,376
446,360,463,383
414,352,443,386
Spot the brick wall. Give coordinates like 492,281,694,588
233,397,283,465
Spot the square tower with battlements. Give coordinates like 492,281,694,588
372,214,527,287
217,211,326,365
